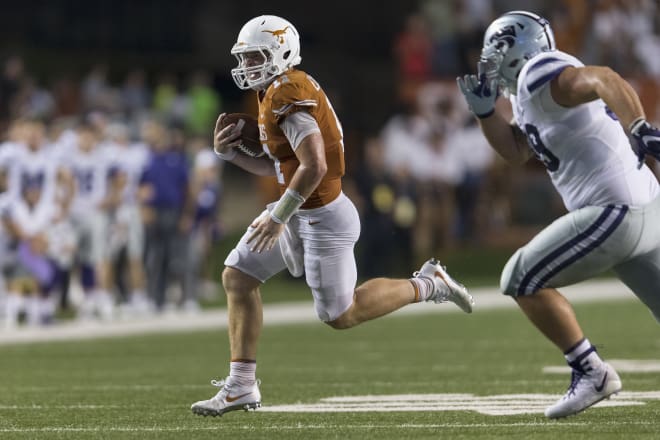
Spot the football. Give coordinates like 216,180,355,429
221,113,264,158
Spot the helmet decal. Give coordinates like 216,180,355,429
262,26,291,45
489,25,517,49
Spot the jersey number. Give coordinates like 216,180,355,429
524,124,559,171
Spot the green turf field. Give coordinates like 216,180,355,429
1,297,659,439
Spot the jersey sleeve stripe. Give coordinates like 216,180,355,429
526,57,562,73
272,100,318,116
527,65,570,93
273,103,293,116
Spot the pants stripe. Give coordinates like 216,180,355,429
517,205,628,295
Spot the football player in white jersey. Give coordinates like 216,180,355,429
63,122,121,320
458,11,660,418
101,122,151,315
2,120,60,205
4,181,58,327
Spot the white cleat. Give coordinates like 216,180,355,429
191,377,261,417
545,362,622,419
413,258,474,313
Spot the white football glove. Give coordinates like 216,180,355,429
456,74,499,119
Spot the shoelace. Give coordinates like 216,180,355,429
565,369,584,398
209,378,232,401
209,377,261,391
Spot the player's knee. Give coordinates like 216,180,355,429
318,299,355,329
222,266,259,295
500,249,523,297
324,312,357,330
324,317,353,330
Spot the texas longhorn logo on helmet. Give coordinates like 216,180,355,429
262,26,290,44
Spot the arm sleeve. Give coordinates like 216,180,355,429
279,111,321,150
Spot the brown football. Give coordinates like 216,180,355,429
220,113,264,158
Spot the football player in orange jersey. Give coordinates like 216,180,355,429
191,15,474,417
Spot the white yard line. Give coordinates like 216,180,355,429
0,420,657,433
0,278,636,345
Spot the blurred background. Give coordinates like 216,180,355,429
0,0,659,327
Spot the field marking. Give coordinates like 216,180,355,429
261,391,660,416
0,278,637,345
544,359,660,374
2,391,659,417
0,420,658,433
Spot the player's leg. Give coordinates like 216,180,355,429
124,205,150,314
222,266,262,361
515,288,583,351
613,248,660,324
90,211,114,320
501,204,633,418
300,194,472,329
191,210,286,417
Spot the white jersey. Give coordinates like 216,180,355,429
66,144,113,215
510,50,660,211
2,142,60,204
103,141,149,204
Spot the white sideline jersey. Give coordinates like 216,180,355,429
511,50,660,211
66,144,113,215
103,141,149,204
0,142,60,204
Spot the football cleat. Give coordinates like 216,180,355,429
191,377,262,417
413,258,474,313
545,362,622,418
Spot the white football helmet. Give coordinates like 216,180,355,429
231,15,302,91
478,11,555,95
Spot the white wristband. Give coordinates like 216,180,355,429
270,188,306,224
629,117,646,135
214,147,237,161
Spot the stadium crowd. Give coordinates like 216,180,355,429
0,0,659,327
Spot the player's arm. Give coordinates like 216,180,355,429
213,113,275,176
281,111,326,200
99,168,125,211
478,110,533,165
457,75,533,165
551,66,645,129
266,111,326,225
552,65,660,165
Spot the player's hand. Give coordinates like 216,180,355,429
247,211,285,253
213,113,245,156
630,118,660,169
456,74,499,119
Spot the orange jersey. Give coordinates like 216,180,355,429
257,69,345,209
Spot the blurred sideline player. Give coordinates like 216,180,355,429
4,182,58,326
457,11,660,418
61,122,121,320
102,122,151,315
191,15,474,417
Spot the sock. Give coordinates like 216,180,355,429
564,338,604,373
230,360,256,386
409,277,434,302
